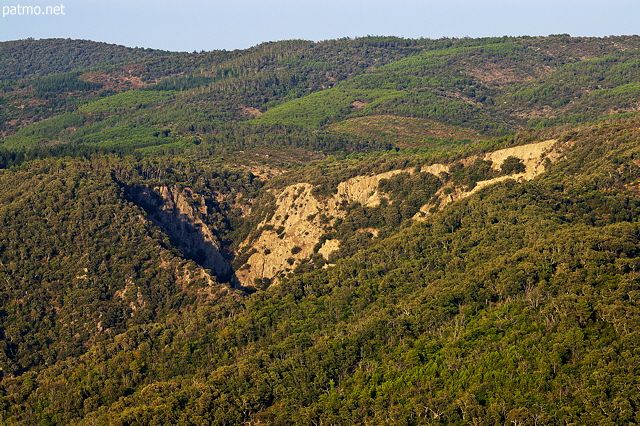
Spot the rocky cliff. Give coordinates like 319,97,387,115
127,185,232,280
122,140,564,289
415,139,562,218
235,139,565,287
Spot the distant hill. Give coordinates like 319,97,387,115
2,35,640,155
0,38,174,80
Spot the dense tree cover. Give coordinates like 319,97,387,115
1,121,640,424
0,154,272,381
0,38,173,80
4,35,640,159
0,159,211,376
1,35,640,424
2,35,432,152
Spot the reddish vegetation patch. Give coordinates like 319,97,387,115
351,100,367,110
510,97,640,121
2,115,49,139
463,64,537,87
80,65,146,91
21,97,48,107
240,106,263,117
210,146,326,175
509,106,555,120
330,115,487,146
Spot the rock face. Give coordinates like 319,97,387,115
128,185,232,279
236,139,565,287
236,171,407,287
484,139,560,180
335,170,407,207
415,139,562,218
235,183,329,287
125,140,564,290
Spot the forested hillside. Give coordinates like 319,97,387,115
1,35,640,424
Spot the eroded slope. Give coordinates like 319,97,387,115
235,139,564,287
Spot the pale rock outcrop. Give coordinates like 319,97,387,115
236,171,406,286
236,183,336,286
237,139,564,287
484,139,559,180
421,163,451,176
318,239,341,259
415,139,561,219
336,170,407,207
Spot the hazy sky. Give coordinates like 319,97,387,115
1,0,639,52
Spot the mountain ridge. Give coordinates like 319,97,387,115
3,34,640,155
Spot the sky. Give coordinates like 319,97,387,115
1,0,639,52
